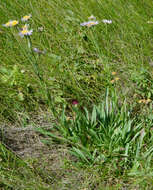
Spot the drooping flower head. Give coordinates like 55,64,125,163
88,15,96,20
102,19,112,24
21,14,31,22
80,20,99,27
2,20,19,27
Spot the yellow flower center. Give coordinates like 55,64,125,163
11,20,18,26
87,22,95,27
21,29,28,34
23,15,31,20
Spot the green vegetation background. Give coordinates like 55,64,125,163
0,0,152,189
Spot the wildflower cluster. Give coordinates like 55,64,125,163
80,15,112,27
2,14,32,37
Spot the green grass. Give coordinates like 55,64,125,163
38,89,153,189
0,0,153,189
0,143,52,189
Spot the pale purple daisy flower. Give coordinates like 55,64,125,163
80,20,99,27
19,24,33,38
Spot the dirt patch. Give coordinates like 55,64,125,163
0,123,71,174
0,122,86,189
0,111,55,156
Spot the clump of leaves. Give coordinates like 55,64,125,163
39,89,153,171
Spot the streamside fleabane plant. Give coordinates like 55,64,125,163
21,14,31,22
19,24,33,37
2,20,19,27
80,20,99,27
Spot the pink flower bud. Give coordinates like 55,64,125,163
72,99,79,105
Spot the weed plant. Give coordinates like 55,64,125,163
40,89,153,167
0,143,51,189
38,88,153,188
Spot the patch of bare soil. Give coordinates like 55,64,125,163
0,111,57,158
0,116,85,189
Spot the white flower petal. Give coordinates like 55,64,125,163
102,19,112,24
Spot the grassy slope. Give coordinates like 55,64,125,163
0,0,152,121
0,0,153,189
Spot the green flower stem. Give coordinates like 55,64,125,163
27,36,57,118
